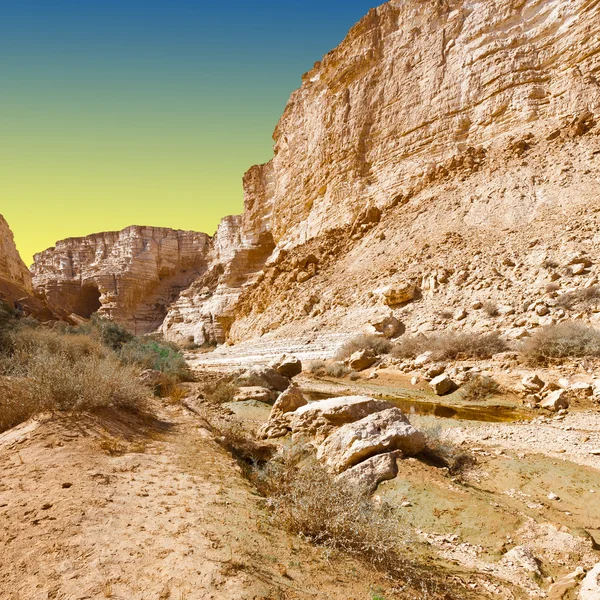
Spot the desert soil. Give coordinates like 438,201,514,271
0,399,394,600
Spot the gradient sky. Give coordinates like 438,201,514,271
1,1,378,265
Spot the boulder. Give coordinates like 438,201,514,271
289,396,394,436
336,451,400,493
269,354,302,378
430,374,455,396
414,351,433,367
269,385,307,417
236,367,290,392
571,382,593,397
580,563,600,600
317,408,426,473
541,389,570,412
347,349,378,371
522,374,545,393
370,315,404,339
500,545,541,575
233,386,276,403
377,283,417,306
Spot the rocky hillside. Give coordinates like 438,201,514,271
32,227,211,334
31,0,600,347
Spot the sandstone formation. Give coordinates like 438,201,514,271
30,0,600,351
0,214,58,320
32,226,210,334
0,215,32,295
162,0,600,348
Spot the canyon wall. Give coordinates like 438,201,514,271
163,0,600,345
31,0,600,346
32,227,211,334
0,215,32,295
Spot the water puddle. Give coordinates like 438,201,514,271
304,390,533,423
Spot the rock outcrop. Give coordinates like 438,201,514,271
0,215,57,320
169,0,600,347
32,226,210,334
29,0,600,347
0,215,32,296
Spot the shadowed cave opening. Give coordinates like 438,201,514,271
74,284,102,318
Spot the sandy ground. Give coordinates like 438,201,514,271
0,401,393,600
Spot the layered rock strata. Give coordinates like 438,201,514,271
32,227,210,334
31,0,600,346
0,215,31,295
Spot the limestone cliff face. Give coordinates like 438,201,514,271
163,0,600,345
31,0,600,344
32,227,210,334
0,215,32,295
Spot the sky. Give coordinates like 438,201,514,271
1,0,379,265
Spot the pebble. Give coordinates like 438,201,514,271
548,492,560,501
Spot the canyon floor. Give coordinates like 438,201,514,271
3,346,600,600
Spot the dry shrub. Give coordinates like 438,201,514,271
307,360,350,378
461,375,501,402
0,349,147,433
521,321,600,364
420,425,476,479
202,377,239,404
307,359,327,375
482,300,500,317
248,446,456,597
392,332,507,361
335,334,392,360
556,285,600,310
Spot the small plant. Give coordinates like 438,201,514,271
521,321,600,364
392,332,507,361
542,258,559,269
307,360,327,376
482,300,499,317
420,424,476,479
555,285,600,310
335,334,392,360
324,362,351,378
202,377,239,404
461,375,500,402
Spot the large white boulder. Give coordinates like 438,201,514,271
316,407,426,473
290,396,394,436
580,563,600,600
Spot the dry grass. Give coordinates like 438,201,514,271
307,360,350,378
392,331,507,361
335,334,392,360
420,425,477,479
482,300,500,317
461,375,501,402
521,321,600,364
201,377,239,404
555,285,600,309
0,322,148,433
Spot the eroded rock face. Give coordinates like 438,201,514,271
0,214,32,296
32,226,210,334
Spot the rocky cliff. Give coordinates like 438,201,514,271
32,227,211,334
0,215,32,295
32,0,600,346
162,0,600,346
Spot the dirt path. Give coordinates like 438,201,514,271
0,402,389,600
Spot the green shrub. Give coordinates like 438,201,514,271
120,338,189,379
90,316,135,351
521,322,600,364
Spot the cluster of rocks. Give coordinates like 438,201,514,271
520,373,599,412
232,354,303,404
259,393,425,492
